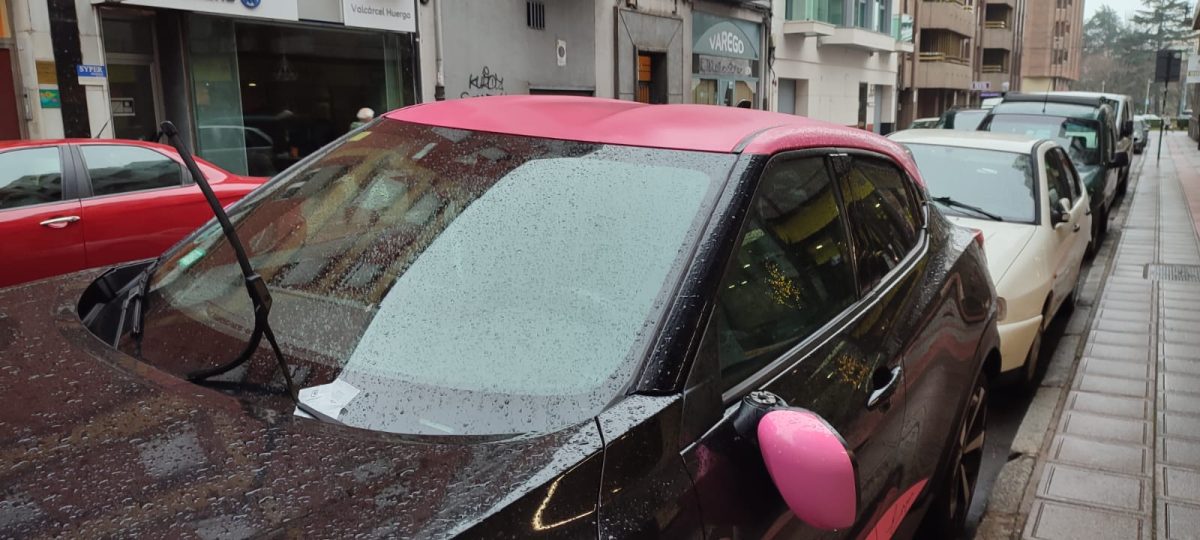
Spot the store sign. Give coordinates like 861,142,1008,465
39,88,60,108
971,81,991,91
698,55,752,77
111,98,136,117
693,12,760,61
342,0,416,33
1187,55,1200,84
94,0,299,21
77,64,107,86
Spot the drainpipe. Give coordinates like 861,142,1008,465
434,0,445,100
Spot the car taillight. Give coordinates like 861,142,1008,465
971,228,984,250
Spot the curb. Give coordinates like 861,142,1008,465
973,153,1148,540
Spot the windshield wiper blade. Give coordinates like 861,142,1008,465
159,121,326,421
931,196,1004,222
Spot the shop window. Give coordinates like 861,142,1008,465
526,1,545,30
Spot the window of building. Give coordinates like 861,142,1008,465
526,1,546,30
715,156,857,391
0,148,63,210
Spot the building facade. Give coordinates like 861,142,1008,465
7,0,420,174
769,0,909,131
1020,0,1081,91
909,0,979,118
978,0,1024,96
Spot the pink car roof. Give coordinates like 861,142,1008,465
384,96,922,184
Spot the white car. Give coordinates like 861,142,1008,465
889,130,1092,386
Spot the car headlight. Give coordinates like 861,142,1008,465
996,297,1007,322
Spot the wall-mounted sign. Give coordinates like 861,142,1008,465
342,0,416,33
36,61,57,85
77,64,107,86
93,0,299,21
39,88,60,108
693,12,760,61
971,81,991,91
1187,55,1200,84
111,98,136,117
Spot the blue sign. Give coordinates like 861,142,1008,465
241,0,260,7
76,64,107,78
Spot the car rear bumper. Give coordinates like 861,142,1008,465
998,314,1044,374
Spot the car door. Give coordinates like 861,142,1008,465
75,143,212,269
0,146,87,287
1055,147,1091,287
681,152,912,539
1041,146,1082,313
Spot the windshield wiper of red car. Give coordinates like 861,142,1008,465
160,121,334,423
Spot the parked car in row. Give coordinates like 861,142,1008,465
1133,115,1149,154
890,130,1091,387
1051,91,1133,194
1,97,1001,539
910,117,939,129
935,108,988,131
979,93,1128,254
0,139,267,288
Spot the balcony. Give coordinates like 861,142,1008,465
919,0,976,37
820,27,900,51
783,19,836,36
983,26,1013,49
915,53,972,89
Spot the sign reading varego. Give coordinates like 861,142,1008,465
343,0,416,33
93,0,299,21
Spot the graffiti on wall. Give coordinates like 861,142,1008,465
460,66,505,98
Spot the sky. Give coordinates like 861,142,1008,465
1084,0,1144,22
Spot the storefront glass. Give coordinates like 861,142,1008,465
691,12,761,108
189,15,417,176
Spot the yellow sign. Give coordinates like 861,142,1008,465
36,61,58,85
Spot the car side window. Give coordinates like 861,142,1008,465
80,145,184,197
714,156,858,392
1051,148,1082,204
837,156,920,291
1043,149,1073,207
0,148,65,210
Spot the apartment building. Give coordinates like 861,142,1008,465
979,0,1024,94
769,0,910,131
1020,0,1082,91
908,0,978,118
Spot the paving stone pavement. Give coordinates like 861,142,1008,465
1017,133,1200,540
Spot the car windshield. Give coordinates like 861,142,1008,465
134,119,733,436
984,114,1102,166
904,143,1036,223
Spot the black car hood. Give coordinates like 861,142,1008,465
0,271,605,538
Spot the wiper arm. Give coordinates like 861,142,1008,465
160,121,328,421
931,196,1004,222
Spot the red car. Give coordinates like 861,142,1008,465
0,139,266,287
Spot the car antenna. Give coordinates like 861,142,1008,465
92,119,110,139
158,121,332,422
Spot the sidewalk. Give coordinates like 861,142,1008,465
982,131,1200,540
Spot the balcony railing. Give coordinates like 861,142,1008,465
984,20,1008,28
918,52,970,65
982,64,1006,72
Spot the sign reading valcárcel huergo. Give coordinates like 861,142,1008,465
342,0,416,33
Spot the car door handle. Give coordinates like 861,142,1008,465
867,366,903,409
39,216,80,229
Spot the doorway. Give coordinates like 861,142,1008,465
0,48,19,140
101,15,164,140
636,52,667,104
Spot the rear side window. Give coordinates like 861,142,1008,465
81,145,184,197
837,157,920,290
1043,149,1074,207
714,156,857,391
0,147,64,210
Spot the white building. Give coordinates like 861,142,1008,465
769,0,910,132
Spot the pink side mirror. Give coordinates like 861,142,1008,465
757,408,857,530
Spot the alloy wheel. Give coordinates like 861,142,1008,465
947,377,987,529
